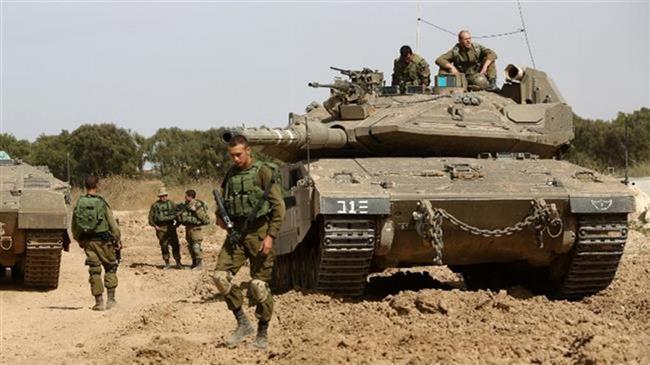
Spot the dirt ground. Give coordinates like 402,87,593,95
1,209,649,365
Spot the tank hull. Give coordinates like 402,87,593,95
0,162,71,289
271,156,633,298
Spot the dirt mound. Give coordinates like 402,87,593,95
2,210,649,364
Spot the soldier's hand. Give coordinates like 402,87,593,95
155,225,162,231
259,235,274,256
215,216,227,230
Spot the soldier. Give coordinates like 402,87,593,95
435,30,498,90
176,189,210,270
391,45,431,87
148,186,182,269
71,175,121,311
213,135,285,350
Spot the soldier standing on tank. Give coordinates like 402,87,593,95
176,189,210,270
435,30,498,90
213,135,285,350
71,175,121,311
391,45,431,87
148,187,182,269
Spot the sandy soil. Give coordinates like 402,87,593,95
1,209,649,365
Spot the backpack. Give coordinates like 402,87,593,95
74,195,109,234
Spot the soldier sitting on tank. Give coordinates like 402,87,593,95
391,45,431,87
435,30,498,91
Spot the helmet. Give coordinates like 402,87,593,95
466,73,489,91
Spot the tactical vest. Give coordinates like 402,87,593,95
153,200,176,225
74,194,110,235
223,161,276,219
178,200,210,226
451,44,483,75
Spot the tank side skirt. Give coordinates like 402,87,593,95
316,216,376,296
23,230,64,289
558,214,628,298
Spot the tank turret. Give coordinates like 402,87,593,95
223,65,574,162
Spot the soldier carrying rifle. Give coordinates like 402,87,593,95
213,135,286,350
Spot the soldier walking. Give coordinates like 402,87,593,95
176,189,210,270
213,135,286,349
71,175,121,311
148,187,182,269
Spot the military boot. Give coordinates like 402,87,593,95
163,259,171,270
192,258,203,271
251,320,269,349
174,259,183,269
106,288,117,309
487,78,499,92
225,308,254,348
92,294,105,311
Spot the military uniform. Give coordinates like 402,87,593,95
176,198,210,268
391,53,431,87
71,193,121,310
148,191,181,268
213,160,285,349
435,43,498,85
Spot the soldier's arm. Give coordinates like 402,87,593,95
71,205,81,241
148,204,156,227
195,202,211,224
106,207,121,240
435,49,455,69
391,59,401,86
418,59,431,86
259,166,286,239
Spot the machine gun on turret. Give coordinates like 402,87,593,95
308,66,384,119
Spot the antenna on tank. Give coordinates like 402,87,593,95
415,3,421,52
623,117,629,185
66,152,71,184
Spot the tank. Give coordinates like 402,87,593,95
222,65,634,299
0,155,71,289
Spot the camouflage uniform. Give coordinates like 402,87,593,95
177,199,210,267
148,199,181,265
71,194,121,308
391,53,431,87
213,160,285,348
435,43,498,83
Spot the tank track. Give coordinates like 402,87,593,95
316,217,376,296
558,214,628,298
23,231,64,289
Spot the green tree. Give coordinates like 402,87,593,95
0,133,31,160
28,131,75,182
68,124,142,180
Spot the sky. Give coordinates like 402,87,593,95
1,1,648,141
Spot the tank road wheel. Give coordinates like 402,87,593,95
23,231,65,289
555,214,628,299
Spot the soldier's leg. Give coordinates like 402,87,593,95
214,237,253,347
246,233,276,349
169,229,182,265
487,61,497,88
84,242,105,311
96,241,119,309
185,229,196,265
157,230,171,266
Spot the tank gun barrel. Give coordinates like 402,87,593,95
222,122,348,150
308,82,351,90
330,66,352,75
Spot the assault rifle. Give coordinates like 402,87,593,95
212,189,240,245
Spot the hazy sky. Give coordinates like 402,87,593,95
1,1,648,141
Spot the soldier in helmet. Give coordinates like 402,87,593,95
176,189,211,270
71,175,121,311
213,135,285,350
435,30,498,90
391,45,431,87
148,186,182,269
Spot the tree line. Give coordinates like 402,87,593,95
1,107,648,185
0,124,231,185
